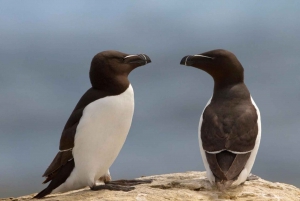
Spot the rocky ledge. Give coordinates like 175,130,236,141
2,171,300,201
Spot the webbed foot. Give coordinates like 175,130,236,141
90,184,135,192
105,179,153,186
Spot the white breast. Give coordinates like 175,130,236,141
53,85,134,193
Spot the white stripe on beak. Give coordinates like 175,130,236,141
140,54,147,64
124,55,137,59
185,56,190,66
194,55,214,59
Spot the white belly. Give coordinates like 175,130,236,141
53,85,134,193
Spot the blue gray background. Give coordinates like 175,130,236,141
1,1,300,198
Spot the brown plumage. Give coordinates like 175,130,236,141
180,49,260,190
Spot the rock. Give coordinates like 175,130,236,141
1,171,300,201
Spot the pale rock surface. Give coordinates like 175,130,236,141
1,171,300,201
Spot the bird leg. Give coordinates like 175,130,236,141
98,171,112,183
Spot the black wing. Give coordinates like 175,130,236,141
42,88,109,178
201,103,258,152
201,101,258,181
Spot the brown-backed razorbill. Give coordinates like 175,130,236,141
180,49,261,190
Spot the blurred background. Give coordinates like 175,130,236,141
1,0,300,198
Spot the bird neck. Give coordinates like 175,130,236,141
212,81,250,101
91,76,130,95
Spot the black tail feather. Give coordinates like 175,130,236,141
34,159,75,199
33,187,53,199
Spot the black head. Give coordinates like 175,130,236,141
180,49,244,86
89,50,151,93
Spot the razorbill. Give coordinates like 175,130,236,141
35,51,152,198
180,49,261,190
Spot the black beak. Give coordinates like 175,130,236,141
180,54,214,66
124,54,151,65
180,55,193,66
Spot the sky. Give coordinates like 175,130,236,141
1,0,300,198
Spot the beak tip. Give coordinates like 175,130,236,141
139,54,151,65
180,55,190,66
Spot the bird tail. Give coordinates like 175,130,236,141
33,187,53,199
34,159,75,198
